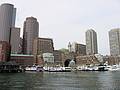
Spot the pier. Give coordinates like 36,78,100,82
0,61,24,73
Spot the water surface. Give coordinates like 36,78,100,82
0,71,120,90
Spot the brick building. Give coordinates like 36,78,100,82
33,37,54,55
10,54,44,66
10,54,34,66
33,55,44,66
76,55,100,66
103,55,120,65
0,41,11,62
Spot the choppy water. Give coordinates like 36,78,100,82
0,71,120,90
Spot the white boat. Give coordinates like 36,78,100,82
25,65,44,72
48,67,63,72
77,65,108,71
62,67,71,72
45,67,71,72
25,66,36,71
106,65,120,71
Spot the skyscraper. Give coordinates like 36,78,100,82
109,28,120,55
86,29,98,55
23,17,39,54
0,3,16,42
12,8,16,27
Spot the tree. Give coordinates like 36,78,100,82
59,48,69,54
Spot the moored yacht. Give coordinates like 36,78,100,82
106,65,120,71
25,65,44,72
48,67,72,72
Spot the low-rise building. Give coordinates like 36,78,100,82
53,50,62,65
68,42,86,55
43,53,54,63
33,54,44,66
103,55,120,65
0,41,11,62
76,55,100,66
10,54,44,66
10,54,34,66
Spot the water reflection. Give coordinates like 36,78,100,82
0,71,120,90
96,71,120,90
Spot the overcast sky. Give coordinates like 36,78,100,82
0,0,120,55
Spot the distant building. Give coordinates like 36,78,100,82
23,17,39,54
68,42,72,52
109,28,120,55
43,53,54,63
53,50,62,65
76,55,100,66
11,54,44,66
0,41,11,62
68,42,86,55
10,27,20,54
19,38,23,54
76,44,86,55
103,55,120,65
34,55,44,66
0,3,16,42
33,37,54,55
86,29,98,55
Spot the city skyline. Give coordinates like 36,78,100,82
0,0,120,55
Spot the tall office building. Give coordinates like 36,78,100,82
23,17,39,54
0,3,16,42
12,8,16,27
109,28,120,55
10,27,20,54
86,29,98,55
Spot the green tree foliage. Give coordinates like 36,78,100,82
59,48,69,55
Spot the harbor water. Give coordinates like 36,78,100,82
0,71,120,90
